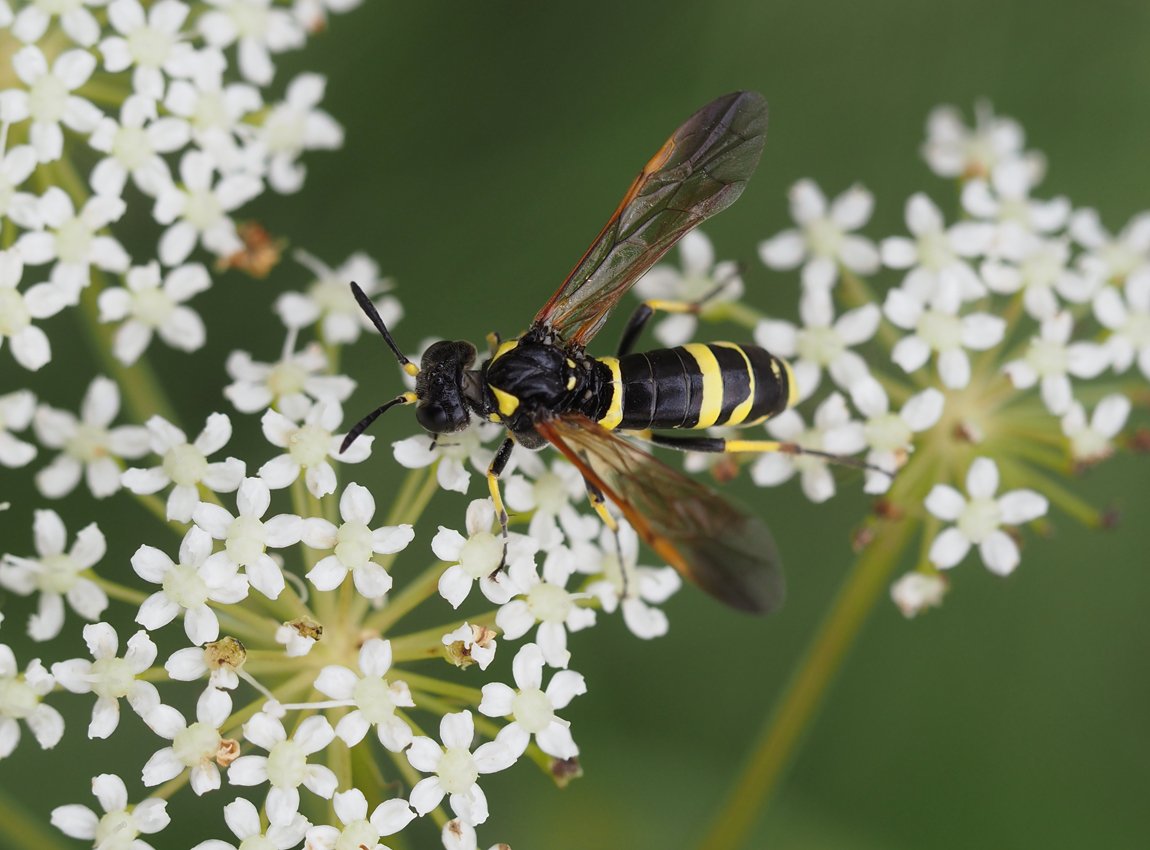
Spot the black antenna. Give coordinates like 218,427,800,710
350,281,418,376
341,394,415,453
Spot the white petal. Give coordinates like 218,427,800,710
998,490,1048,524
979,530,1020,576
928,527,972,569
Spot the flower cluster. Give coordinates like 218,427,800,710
0,8,1143,846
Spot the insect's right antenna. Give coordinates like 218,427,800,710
341,393,417,453
350,281,419,377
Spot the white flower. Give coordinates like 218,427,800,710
880,192,992,304
33,375,150,498
198,0,306,86
753,290,878,403
1061,394,1131,465
0,389,37,467
193,477,304,599
12,0,104,47
837,381,944,493
584,524,680,640
153,149,263,265
300,483,413,597
190,797,309,850
259,401,372,497
1002,311,1110,415
758,180,879,292
304,790,416,850
921,102,1035,180
314,638,415,752
97,261,211,364
890,572,947,618
884,283,1006,389
0,46,103,162
255,73,343,193
480,642,585,760
0,248,67,371
51,774,170,850
141,687,232,795
406,710,517,826
0,510,108,640
433,499,537,608
164,54,261,146
121,413,245,522
925,457,1048,575
277,249,401,343
980,235,1097,321
228,712,338,824
1070,207,1150,284
504,454,599,551
960,159,1070,242
163,56,261,162
0,143,42,231
50,622,159,739
16,188,129,301
0,647,63,757
88,94,191,198
225,333,355,419
1094,270,1150,379
441,622,498,671
750,393,865,503
99,0,197,100
165,636,245,690
496,547,594,669
392,419,501,494
632,228,743,346
132,526,249,644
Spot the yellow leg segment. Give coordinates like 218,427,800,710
586,485,618,532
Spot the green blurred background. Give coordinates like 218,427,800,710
3,1,1149,848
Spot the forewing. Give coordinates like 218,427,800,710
537,414,784,614
533,91,769,347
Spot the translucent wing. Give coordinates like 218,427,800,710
536,413,784,614
533,91,768,347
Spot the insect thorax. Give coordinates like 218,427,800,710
482,332,610,445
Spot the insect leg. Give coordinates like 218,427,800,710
486,436,516,546
642,432,891,477
582,475,630,601
615,272,743,358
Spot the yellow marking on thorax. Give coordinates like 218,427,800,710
597,356,623,430
713,342,755,425
492,338,519,361
682,343,724,429
491,386,519,417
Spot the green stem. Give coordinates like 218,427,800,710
695,513,917,850
397,670,483,703
88,575,148,606
362,561,446,634
0,790,72,850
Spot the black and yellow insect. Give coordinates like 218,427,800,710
345,91,815,615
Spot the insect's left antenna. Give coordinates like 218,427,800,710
350,281,419,377
341,393,416,453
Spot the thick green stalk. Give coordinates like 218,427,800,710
695,509,917,850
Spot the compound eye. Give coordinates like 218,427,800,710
416,403,451,433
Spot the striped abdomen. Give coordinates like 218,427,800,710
596,343,794,431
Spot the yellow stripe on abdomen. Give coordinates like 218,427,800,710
713,342,755,425
682,343,724,429
598,356,624,429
